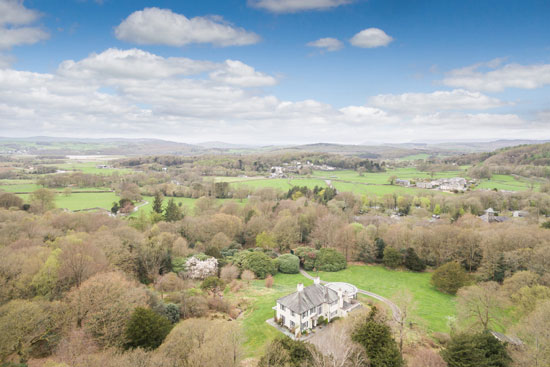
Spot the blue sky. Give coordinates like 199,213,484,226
1,0,549,144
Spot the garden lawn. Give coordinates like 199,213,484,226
308,265,456,333
234,273,313,357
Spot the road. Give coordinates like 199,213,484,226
299,269,402,323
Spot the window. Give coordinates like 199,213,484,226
317,306,322,314
280,304,286,311
290,321,295,328
301,321,308,330
310,307,315,314
302,311,308,318
291,311,295,317
281,315,286,324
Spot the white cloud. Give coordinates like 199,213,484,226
350,28,393,48
307,37,343,52
58,48,217,80
443,61,550,92
368,89,506,113
0,0,48,50
249,0,352,13
209,60,277,87
0,47,545,144
115,8,260,47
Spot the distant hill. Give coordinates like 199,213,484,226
484,143,550,166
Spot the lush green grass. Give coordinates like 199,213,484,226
0,182,42,192
398,153,431,161
476,174,539,191
44,161,133,175
18,192,120,211
235,273,313,357
330,181,430,196
231,178,328,191
308,265,456,333
130,196,249,217
311,168,466,185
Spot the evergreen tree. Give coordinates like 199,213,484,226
125,307,173,350
441,331,511,367
375,238,386,263
352,307,403,367
152,191,164,214
492,254,507,283
404,248,426,272
163,198,182,222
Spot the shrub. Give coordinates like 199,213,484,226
163,303,180,324
315,248,346,272
294,247,319,271
432,262,471,295
240,251,277,279
220,264,240,281
124,307,172,350
441,331,511,367
265,274,274,288
404,247,426,272
383,247,403,269
241,269,256,283
278,254,300,274
200,276,225,292
258,337,316,367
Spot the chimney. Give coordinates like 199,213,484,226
297,283,304,292
314,277,320,285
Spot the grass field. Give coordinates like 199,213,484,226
476,174,539,191
130,196,249,217
18,192,120,211
235,273,313,357
231,178,328,191
43,161,134,175
307,265,456,333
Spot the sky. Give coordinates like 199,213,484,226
0,0,549,145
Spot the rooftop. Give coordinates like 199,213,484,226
277,284,338,314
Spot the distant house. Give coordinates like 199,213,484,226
480,208,509,223
395,179,410,187
274,278,360,336
416,181,433,189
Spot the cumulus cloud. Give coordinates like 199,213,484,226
307,37,343,52
0,47,543,144
58,48,217,80
0,0,49,50
368,89,506,113
209,60,277,87
249,0,352,13
115,8,260,47
442,61,550,92
350,28,393,48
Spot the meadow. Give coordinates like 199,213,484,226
307,265,457,333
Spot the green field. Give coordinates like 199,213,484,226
476,174,539,191
18,192,120,211
307,265,456,333
236,273,313,357
231,178,328,191
44,161,134,175
130,196,249,217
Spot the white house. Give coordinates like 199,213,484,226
273,278,359,336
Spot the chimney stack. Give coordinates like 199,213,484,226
297,283,304,292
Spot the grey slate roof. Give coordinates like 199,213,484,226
277,284,339,313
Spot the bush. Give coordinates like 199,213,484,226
294,247,319,271
220,264,240,281
125,307,172,350
315,248,346,272
383,247,403,269
265,274,274,288
431,262,471,295
278,254,300,274
441,331,511,367
404,248,426,272
239,251,277,279
200,276,225,292
163,303,180,324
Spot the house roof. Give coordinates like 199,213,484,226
277,284,339,313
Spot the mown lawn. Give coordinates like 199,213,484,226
307,265,457,333
233,273,313,357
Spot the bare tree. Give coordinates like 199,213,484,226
457,281,507,331
393,289,416,357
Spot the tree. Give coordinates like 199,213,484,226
278,254,300,274
164,198,183,222
404,248,426,272
241,269,256,284
220,264,240,282
259,337,316,367
375,238,386,263
383,247,403,269
200,276,225,293
0,192,23,209
153,191,164,214
256,231,277,249
265,274,274,288
30,188,56,213
294,246,319,271
388,175,398,185
511,300,550,367
352,307,403,367
240,251,277,279
315,248,347,272
125,307,172,350
441,331,511,367
393,290,416,357
432,262,471,295
457,282,507,331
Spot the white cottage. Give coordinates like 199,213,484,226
274,278,359,336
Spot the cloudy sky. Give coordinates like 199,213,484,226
0,0,549,145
